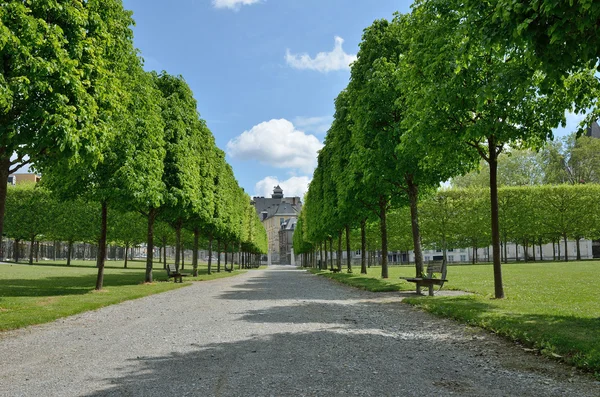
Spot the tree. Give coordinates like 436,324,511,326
403,1,584,298
155,73,215,275
4,184,51,264
459,0,600,77
43,54,165,289
49,198,100,266
0,0,134,257
108,210,147,268
542,134,600,185
452,149,545,188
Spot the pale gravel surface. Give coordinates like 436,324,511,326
0,266,598,397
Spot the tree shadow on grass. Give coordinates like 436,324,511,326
0,271,155,298
405,295,600,374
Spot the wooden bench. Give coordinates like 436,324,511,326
400,260,448,296
166,264,187,283
330,266,340,273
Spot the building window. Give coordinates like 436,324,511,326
436,249,442,253
460,249,465,253
460,255,466,262
448,255,454,262
448,249,454,252
424,256,430,261
280,218,285,225
7,176,14,185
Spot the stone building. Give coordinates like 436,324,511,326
251,186,302,264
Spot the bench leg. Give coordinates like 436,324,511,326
428,284,434,297
416,284,422,295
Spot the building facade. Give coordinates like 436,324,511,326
7,173,40,185
252,186,302,264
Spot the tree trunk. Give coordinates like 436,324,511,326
523,240,528,263
29,235,35,265
95,201,108,291
54,240,58,261
322,239,327,270
180,237,185,270
407,176,424,280
67,241,73,266
207,235,213,275
576,238,581,261
145,208,156,283
217,240,221,272
557,240,561,261
174,220,182,272
35,241,39,263
360,219,367,274
345,224,352,273
158,241,162,264
0,157,10,260
224,242,228,266
515,243,519,261
531,241,536,261
337,230,342,272
329,237,334,271
379,196,388,279
539,242,543,261
488,137,504,299
124,243,129,268
503,238,508,264
563,233,568,262
13,239,20,263
163,237,167,269
192,228,199,277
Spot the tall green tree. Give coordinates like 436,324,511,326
155,73,215,274
0,0,133,257
4,184,51,264
403,1,584,298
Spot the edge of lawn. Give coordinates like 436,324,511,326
307,267,600,379
0,263,251,332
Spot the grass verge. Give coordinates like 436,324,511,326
0,262,245,331
310,262,600,378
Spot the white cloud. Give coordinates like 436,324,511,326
293,115,333,135
255,175,311,198
212,0,260,10
285,36,357,73
227,119,323,173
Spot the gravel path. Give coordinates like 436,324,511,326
0,266,598,396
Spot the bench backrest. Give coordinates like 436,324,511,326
426,260,447,279
166,264,178,276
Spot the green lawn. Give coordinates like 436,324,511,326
0,262,246,331
310,262,600,377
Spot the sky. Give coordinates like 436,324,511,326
120,0,585,200
120,0,412,199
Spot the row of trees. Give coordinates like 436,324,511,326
3,184,266,270
294,1,600,298
452,135,600,188
296,184,600,269
0,1,267,289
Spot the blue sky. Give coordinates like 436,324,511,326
120,0,584,199
122,0,412,198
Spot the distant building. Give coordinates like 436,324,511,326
7,173,40,185
279,218,297,265
252,186,302,264
586,120,600,139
